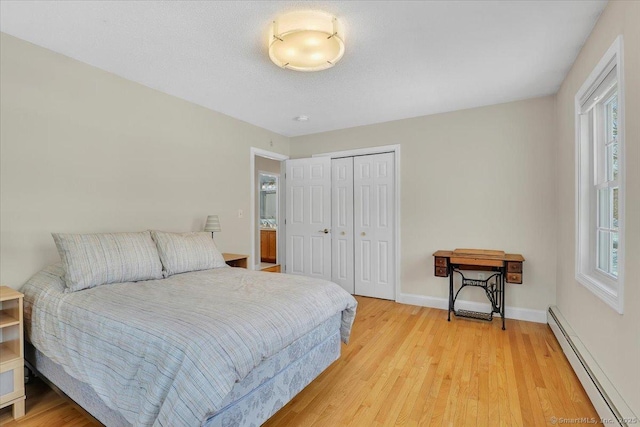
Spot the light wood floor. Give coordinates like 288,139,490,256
0,296,600,427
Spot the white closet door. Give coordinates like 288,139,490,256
285,157,332,280
331,157,354,293
354,153,395,300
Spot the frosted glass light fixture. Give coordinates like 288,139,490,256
204,215,221,239
269,11,345,72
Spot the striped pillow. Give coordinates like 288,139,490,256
150,231,227,277
52,231,164,292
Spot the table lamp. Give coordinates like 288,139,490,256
204,215,221,239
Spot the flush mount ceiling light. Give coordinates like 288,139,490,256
269,11,345,72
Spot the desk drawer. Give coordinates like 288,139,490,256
506,273,522,284
435,257,447,267
434,266,448,277
507,262,522,273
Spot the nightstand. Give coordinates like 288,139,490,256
223,253,249,269
0,286,25,420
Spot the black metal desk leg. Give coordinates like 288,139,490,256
448,266,453,321
501,273,506,330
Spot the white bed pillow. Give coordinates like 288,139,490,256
52,231,164,292
150,231,227,277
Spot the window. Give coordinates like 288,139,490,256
575,36,625,313
596,93,618,277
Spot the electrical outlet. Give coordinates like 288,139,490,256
238,209,244,218
478,273,485,280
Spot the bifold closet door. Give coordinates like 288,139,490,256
354,152,395,300
331,157,354,293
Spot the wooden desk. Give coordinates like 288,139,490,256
433,249,525,330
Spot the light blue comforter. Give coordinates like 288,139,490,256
21,264,357,426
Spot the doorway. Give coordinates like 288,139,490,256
258,172,279,267
250,148,289,271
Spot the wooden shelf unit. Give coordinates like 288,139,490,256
0,286,25,420
0,312,20,329
0,342,20,365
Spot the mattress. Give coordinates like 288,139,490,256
26,313,342,427
21,264,357,426
215,312,340,409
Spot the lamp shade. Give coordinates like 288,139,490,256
269,10,344,72
204,215,221,232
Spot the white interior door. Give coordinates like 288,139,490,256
354,153,395,300
285,157,331,280
331,157,354,293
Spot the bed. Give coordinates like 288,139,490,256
21,262,357,427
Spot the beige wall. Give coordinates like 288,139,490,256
0,33,289,288
555,0,640,414
254,155,282,268
291,96,558,312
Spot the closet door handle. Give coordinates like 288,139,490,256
361,232,366,236
318,229,330,234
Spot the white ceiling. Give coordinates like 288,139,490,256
0,1,606,137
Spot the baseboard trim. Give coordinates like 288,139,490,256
397,293,547,323
547,306,637,426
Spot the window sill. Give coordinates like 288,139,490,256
576,272,623,314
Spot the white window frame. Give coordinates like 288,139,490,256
575,35,625,314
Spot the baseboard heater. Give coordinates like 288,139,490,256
547,306,637,427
